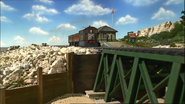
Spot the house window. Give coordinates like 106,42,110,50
80,34,84,40
90,30,92,33
85,30,88,33
95,30,97,33
103,34,107,38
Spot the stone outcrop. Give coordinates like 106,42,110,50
136,20,181,37
0,45,99,89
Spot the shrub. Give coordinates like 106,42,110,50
170,22,184,37
170,42,176,47
8,45,20,51
31,44,38,46
149,33,161,40
137,35,148,40
159,31,173,39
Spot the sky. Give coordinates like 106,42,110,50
0,0,184,47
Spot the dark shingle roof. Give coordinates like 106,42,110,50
98,25,118,32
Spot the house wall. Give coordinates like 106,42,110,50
98,32,116,41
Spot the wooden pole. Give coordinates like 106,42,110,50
0,87,6,104
37,67,43,104
67,52,74,93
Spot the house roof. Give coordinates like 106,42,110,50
98,25,118,32
81,25,97,30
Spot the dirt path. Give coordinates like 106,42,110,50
46,94,95,104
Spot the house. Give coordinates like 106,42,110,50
98,25,118,42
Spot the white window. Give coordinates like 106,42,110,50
88,33,95,40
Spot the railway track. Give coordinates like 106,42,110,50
1,45,184,57
91,47,184,56
52,45,184,56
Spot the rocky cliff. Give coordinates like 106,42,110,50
136,20,181,37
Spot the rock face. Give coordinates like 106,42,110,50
0,45,99,89
136,20,181,37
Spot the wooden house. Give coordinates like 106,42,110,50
98,25,118,42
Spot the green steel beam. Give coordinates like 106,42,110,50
165,62,181,103
134,74,170,103
179,77,185,103
116,57,128,100
93,50,184,104
96,75,105,91
180,72,185,83
109,71,119,98
104,54,117,102
113,71,119,90
104,55,109,89
93,53,104,91
125,57,140,103
103,50,184,64
109,83,121,97
135,76,141,102
124,68,132,79
152,75,169,92
139,61,158,103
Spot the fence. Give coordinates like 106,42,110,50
0,52,101,104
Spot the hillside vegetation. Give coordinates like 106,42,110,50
118,11,185,48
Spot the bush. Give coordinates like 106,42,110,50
176,30,185,36
170,22,184,37
31,44,38,46
137,35,148,40
159,31,173,39
170,42,176,47
149,33,161,40
7,45,20,51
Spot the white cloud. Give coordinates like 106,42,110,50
0,1,16,11
36,0,53,4
1,41,6,46
124,0,159,6
57,23,76,29
35,13,50,22
92,21,109,27
29,27,49,35
13,36,27,44
116,15,137,25
151,7,176,20
32,5,58,14
48,36,61,44
0,16,11,22
23,12,50,22
23,5,58,23
23,12,35,21
64,0,111,16
164,0,183,5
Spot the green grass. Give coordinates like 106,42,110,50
120,40,154,47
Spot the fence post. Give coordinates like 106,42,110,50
67,52,74,93
37,67,43,104
0,87,5,104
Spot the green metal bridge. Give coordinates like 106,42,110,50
93,48,184,103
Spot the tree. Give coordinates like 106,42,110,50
180,11,185,26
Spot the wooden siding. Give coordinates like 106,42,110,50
73,54,101,93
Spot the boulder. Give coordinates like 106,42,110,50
60,48,68,53
48,68,57,74
24,79,34,84
3,67,24,85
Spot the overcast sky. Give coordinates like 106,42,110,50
0,0,184,47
